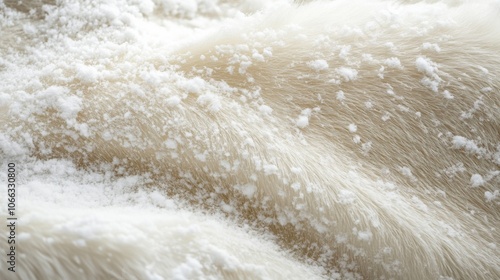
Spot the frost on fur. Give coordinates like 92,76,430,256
1,0,499,280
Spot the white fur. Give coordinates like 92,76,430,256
1,0,499,279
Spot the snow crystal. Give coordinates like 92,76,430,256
262,47,273,57
296,115,309,128
290,167,302,174
336,90,345,102
290,182,301,191
415,56,441,92
481,87,492,93
422,42,441,52
348,124,357,133
75,64,99,84
353,135,361,144
138,0,155,15
383,57,402,69
307,59,329,71
452,136,469,149
470,174,485,188
22,24,37,35
57,95,83,120
339,45,351,59
336,67,358,81
296,109,312,128
73,239,87,247
236,184,258,198
197,93,222,112
194,153,207,162
164,139,177,149
361,141,372,153
14,233,30,243
381,112,391,121
442,90,454,99
338,190,356,204
485,190,499,202
263,164,279,176
399,167,413,178
451,136,486,157
416,57,437,76
252,51,265,62
166,96,182,107
179,77,206,95
357,230,373,241
258,104,273,115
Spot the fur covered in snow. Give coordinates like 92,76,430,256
1,0,499,279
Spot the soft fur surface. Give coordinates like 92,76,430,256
1,0,499,279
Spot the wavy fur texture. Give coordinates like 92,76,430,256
1,0,499,279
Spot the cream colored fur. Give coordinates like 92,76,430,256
1,0,499,279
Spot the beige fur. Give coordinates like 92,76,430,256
1,0,499,279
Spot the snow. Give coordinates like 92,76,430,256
336,90,345,102
357,230,373,241
485,190,499,202
336,67,358,81
296,108,312,128
422,42,441,52
338,189,356,204
179,77,207,95
235,184,258,198
451,136,487,158
415,56,441,92
348,123,357,133
384,57,402,69
296,115,309,128
166,96,182,107
307,59,329,71
197,93,222,112
263,164,279,175
1,0,499,279
442,90,454,99
164,139,178,149
258,104,273,115
470,174,485,188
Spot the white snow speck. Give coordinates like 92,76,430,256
75,64,99,84
338,190,356,204
336,67,358,81
353,135,361,144
442,90,454,99
336,90,345,102
307,59,329,71
263,164,279,176
485,190,499,202
296,115,309,128
470,174,485,188
422,42,441,52
348,123,357,133
415,57,437,76
197,93,222,112
164,139,177,149
296,109,312,128
357,230,373,241
384,57,402,69
258,104,273,115
179,77,206,95
236,184,258,198
57,95,83,120
166,96,182,107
